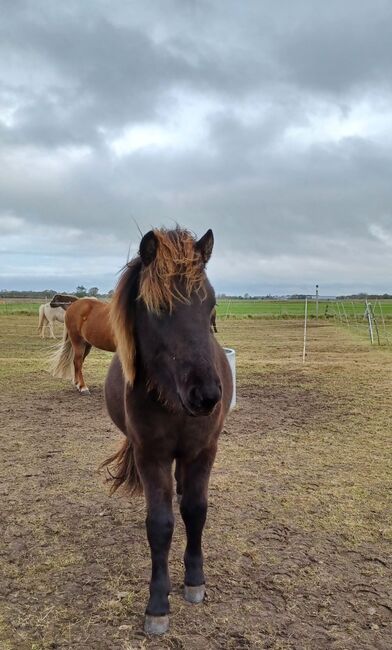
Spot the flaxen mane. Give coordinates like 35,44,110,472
139,228,206,313
110,227,207,386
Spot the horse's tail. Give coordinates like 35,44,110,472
100,436,143,496
37,304,47,334
49,326,74,380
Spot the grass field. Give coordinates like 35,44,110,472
215,298,392,319
0,315,391,649
2,298,392,319
3,297,391,348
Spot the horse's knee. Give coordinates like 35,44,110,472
180,497,207,524
146,512,174,548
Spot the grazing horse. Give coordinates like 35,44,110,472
50,298,115,394
38,303,65,339
103,227,232,635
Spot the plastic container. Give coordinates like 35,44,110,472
223,347,236,410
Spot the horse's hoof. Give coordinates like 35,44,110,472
184,584,205,604
80,387,90,395
144,614,169,635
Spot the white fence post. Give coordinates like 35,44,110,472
302,297,308,363
365,299,374,344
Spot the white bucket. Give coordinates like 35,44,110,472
223,347,236,410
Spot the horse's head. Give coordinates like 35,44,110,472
111,227,222,417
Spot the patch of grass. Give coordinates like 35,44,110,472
0,302,41,315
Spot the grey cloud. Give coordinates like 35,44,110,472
1,0,392,293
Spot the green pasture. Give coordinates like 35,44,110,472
0,301,41,315
1,298,392,319
216,299,392,319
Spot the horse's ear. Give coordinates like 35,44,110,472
195,229,214,264
139,230,158,266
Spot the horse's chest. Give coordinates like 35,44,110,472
127,408,216,458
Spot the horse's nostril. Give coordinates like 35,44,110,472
201,395,218,410
187,382,221,414
189,386,202,407
202,386,221,409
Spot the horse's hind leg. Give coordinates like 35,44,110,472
83,343,92,360
49,319,56,339
180,445,217,604
71,336,90,394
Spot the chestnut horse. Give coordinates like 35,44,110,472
103,227,232,635
50,298,115,394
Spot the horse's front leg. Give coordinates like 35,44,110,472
41,319,47,338
180,444,217,604
136,454,174,635
174,458,183,504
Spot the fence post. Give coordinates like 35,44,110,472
378,301,390,346
341,301,350,326
369,302,380,345
351,301,359,329
365,300,374,344
336,301,344,324
302,297,308,364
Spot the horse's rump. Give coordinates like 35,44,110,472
65,298,116,351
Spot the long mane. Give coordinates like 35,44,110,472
139,228,206,313
110,227,207,385
110,258,141,386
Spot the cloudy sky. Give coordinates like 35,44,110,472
1,0,392,295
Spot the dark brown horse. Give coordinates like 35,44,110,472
50,298,115,394
103,227,232,635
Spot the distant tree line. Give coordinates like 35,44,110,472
0,287,114,299
217,292,392,300
216,293,310,300
335,293,392,300
1,289,391,300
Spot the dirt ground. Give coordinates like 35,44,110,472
0,317,391,649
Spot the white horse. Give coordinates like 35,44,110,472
38,303,65,339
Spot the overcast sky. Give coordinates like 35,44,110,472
1,0,392,295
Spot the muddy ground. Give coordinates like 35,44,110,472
0,317,391,649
